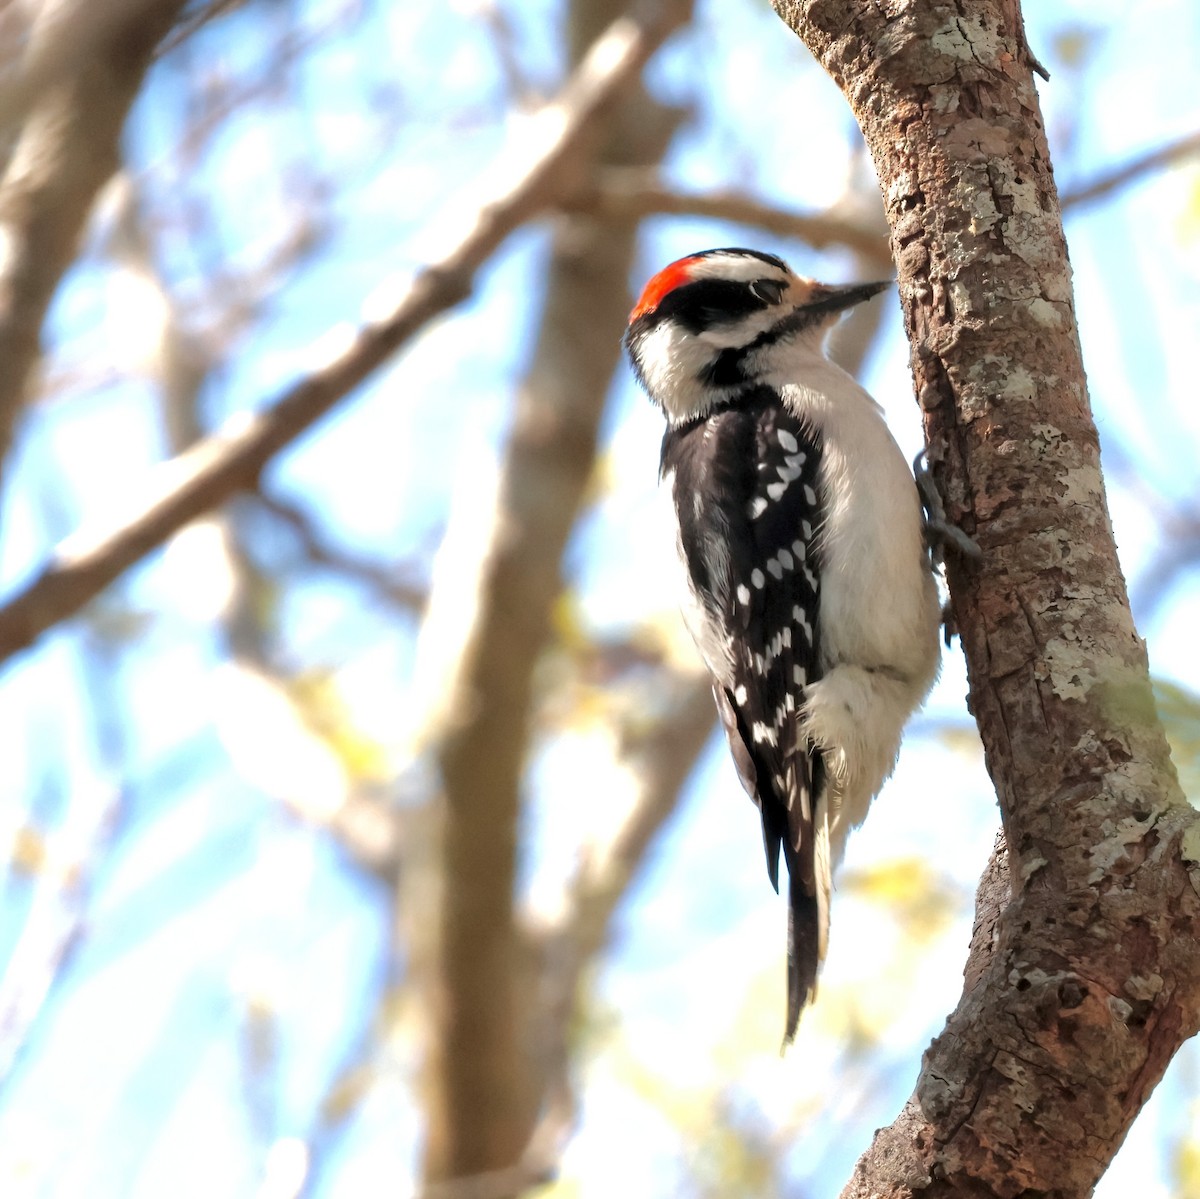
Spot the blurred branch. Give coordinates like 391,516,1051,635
250,491,428,613
0,0,182,140
527,667,716,1150
410,0,693,1188
0,0,190,484
280,781,405,882
413,666,716,1199
559,671,716,962
570,168,893,264
157,0,250,57
477,0,549,108
0,785,122,1085
568,122,1200,269
0,10,675,668
1061,128,1200,211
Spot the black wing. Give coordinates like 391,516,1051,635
662,389,825,1040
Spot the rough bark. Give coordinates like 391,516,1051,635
769,2,1200,1196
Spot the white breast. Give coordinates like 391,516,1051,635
772,356,940,683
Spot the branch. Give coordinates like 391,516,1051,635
156,0,249,58
0,784,121,1084
567,126,1200,267
1060,128,1200,211
528,666,716,1138
250,490,428,613
410,1,692,1184
0,9,676,668
0,0,190,482
567,168,893,264
410,665,714,1199
771,1,1198,1196
0,0,182,139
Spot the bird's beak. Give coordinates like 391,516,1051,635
799,279,891,318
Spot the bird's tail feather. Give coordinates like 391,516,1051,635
783,812,832,1044
785,873,820,1046
814,798,831,964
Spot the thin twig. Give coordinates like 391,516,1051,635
526,666,716,1153
0,0,190,482
250,491,428,612
1061,129,1200,210
156,0,249,58
569,168,892,264
573,124,1200,260
0,785,123,1085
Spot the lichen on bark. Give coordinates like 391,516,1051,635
772,1,1200,1196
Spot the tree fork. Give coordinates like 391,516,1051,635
771,2,1200,1196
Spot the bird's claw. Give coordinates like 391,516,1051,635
913,451,982,568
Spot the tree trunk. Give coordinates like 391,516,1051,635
413,2,691,1190
770,2,1200,1196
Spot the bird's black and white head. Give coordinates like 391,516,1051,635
624,247,889,426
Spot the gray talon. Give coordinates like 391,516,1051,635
914,451,982,567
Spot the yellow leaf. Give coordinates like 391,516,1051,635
1173,1133,1200,1198
320,1063,376,1126
1178,171,1200,245
287,669,390,782
10,826,48,877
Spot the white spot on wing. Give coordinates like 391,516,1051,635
767,481,786,501
767,557,782,580
777,429,798,453
793,605,813,644
736,584,751,605
752,721,778,746
751,568,765,589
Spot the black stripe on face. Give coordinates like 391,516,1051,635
701,308,817,388
645,278,772,335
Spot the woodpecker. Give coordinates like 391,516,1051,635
624,248,941,1042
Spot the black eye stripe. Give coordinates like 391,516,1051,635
649,278,781,333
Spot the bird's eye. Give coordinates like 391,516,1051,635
750,278,786,305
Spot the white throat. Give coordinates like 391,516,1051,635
636,317,828,426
